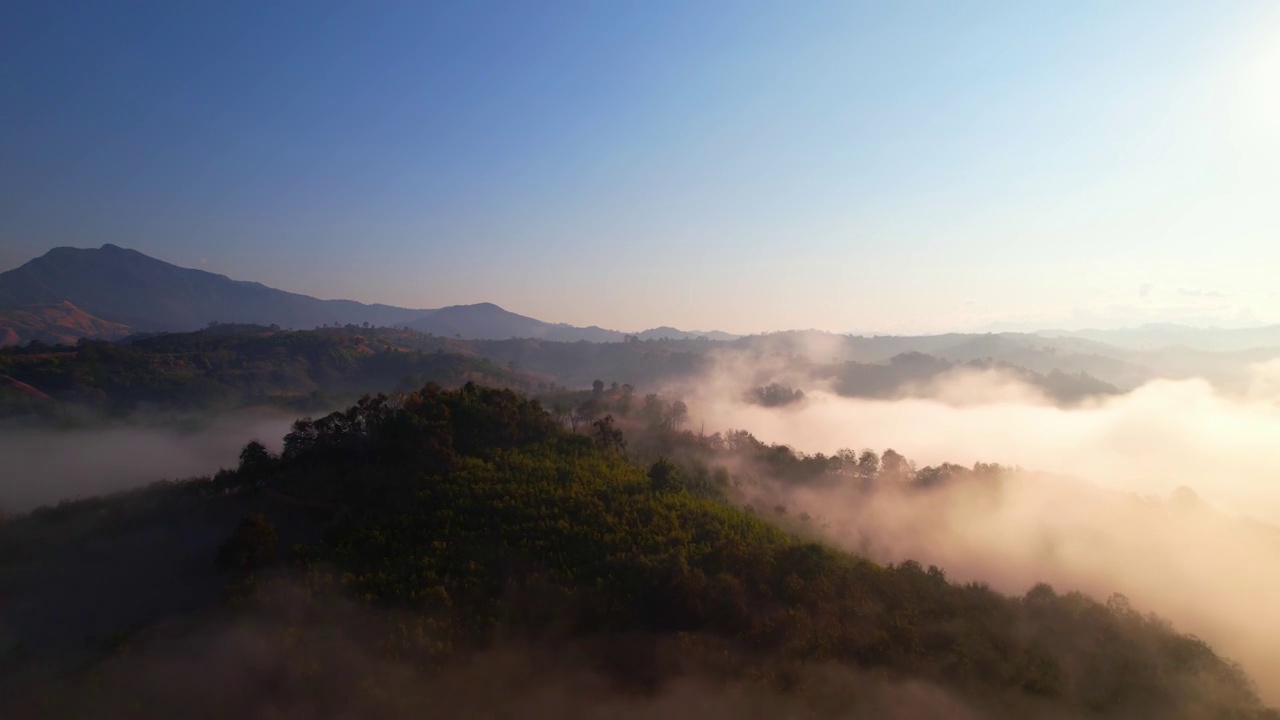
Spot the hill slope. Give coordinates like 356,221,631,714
0,324,533,423
0,301,133,346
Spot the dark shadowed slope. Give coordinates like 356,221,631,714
0,244,428,332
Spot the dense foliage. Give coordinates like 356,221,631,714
823,352,1118,403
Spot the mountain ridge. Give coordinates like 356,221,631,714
0,245,739,346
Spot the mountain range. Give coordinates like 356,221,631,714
0,245,737,346
1037,324,1280,353
5,245,1280,360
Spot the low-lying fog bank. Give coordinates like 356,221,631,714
683,359,1280,701
691,357,1280,522
0,411,296,512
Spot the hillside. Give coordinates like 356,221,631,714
1,385,1273,719
0,301,133,347
0,325,531,422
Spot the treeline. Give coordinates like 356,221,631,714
0,324,1122,428
0,325,527,423
824,352,1118,403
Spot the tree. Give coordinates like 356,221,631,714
668,400,688,431
642,394,666,428
592,379,605,396
570,398,601,433
237,440,277,480
648,457,683,492
857,450,880,478
550,401,568,427
215,513,279,573
880,448,913,482
592,414,626,454
618,384,635,416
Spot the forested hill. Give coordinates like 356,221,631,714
0,324,530,422
1,384,1272,718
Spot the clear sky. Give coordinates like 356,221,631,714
2,1,1278,334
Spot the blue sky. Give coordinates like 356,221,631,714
2,1,1278,333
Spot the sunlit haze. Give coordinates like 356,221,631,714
4,1,1278,334
9,5,1280,715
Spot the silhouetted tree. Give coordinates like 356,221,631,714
648,457,683,492
880,448,913,482
669,400,688,431
237,440,277,480
593,414,626,454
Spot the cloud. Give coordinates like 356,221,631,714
1177,288,1231,298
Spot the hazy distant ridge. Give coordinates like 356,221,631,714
0,245,737,345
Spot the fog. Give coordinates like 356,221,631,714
693,355,1280,521
7,346,1280,707
0,411,296,513
0,582,1200,720
684,352,1280,701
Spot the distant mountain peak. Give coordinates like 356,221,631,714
0,244,429,334
1,245,739,345
441,301,505,311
